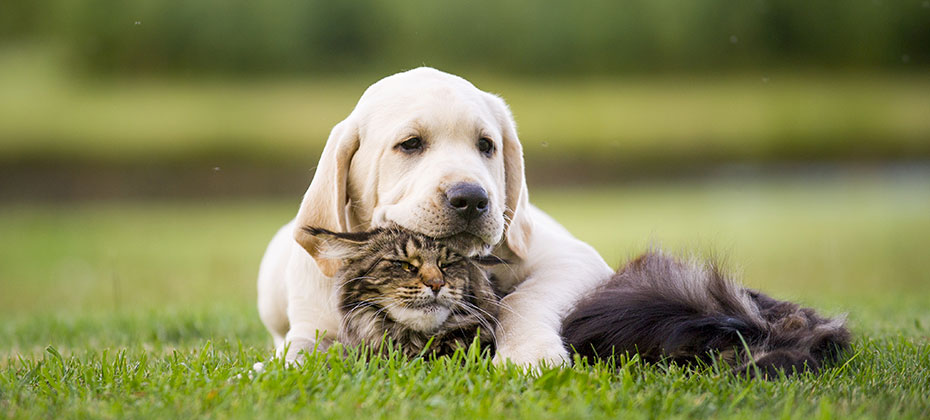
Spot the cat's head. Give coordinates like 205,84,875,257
302,226,503,333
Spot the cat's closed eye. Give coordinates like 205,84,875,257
438,254,465,270
391,260,418,273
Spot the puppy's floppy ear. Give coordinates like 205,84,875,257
487,93,534,260
294,119,360,276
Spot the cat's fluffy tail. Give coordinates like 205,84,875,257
561,251,851,377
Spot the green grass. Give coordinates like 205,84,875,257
3,337,929,419
2,49,929,166
2,173,930,418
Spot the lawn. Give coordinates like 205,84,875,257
2,172,929,418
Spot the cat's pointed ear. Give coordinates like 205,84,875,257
471,254,508,267
300,227,372,265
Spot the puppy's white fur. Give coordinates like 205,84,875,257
257,67,613,366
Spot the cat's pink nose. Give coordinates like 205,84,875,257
422,277,444,293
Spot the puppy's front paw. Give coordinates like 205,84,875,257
493,334,569,370
278,336,332,366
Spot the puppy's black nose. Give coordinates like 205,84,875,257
445,183,489,221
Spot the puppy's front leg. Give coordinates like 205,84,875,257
278,249,341,364
492,233,612,368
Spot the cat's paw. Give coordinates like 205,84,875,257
492,335,569,370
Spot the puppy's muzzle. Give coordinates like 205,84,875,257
445,182,489,221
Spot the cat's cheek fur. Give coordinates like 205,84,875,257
436,288,458,304
387,306,452,333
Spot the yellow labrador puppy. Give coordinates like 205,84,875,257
257,67,612,367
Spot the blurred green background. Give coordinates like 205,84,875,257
1,0,929,325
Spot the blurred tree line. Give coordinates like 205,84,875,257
2,0,928,76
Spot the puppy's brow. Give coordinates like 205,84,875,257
475,125,496,140
401,120,428,138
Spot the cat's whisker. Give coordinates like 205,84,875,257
340,297,393,325
452,298,500,328
462,289,518,321
453,308,495,339
341,276,377,284
451,302,501,343
456,300,502,332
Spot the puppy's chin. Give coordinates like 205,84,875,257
435,232,495,257
374,212,499,256
376,204,503,248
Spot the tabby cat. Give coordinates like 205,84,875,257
303,226,502,358
561,251,852,377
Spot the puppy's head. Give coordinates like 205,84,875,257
294,68,532,276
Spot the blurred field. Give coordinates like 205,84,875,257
2,171,928,327
2,50,929,171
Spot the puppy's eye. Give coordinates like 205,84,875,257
477,137,494,155
398,137,423,152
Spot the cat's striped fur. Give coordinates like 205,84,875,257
304,226,502,358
